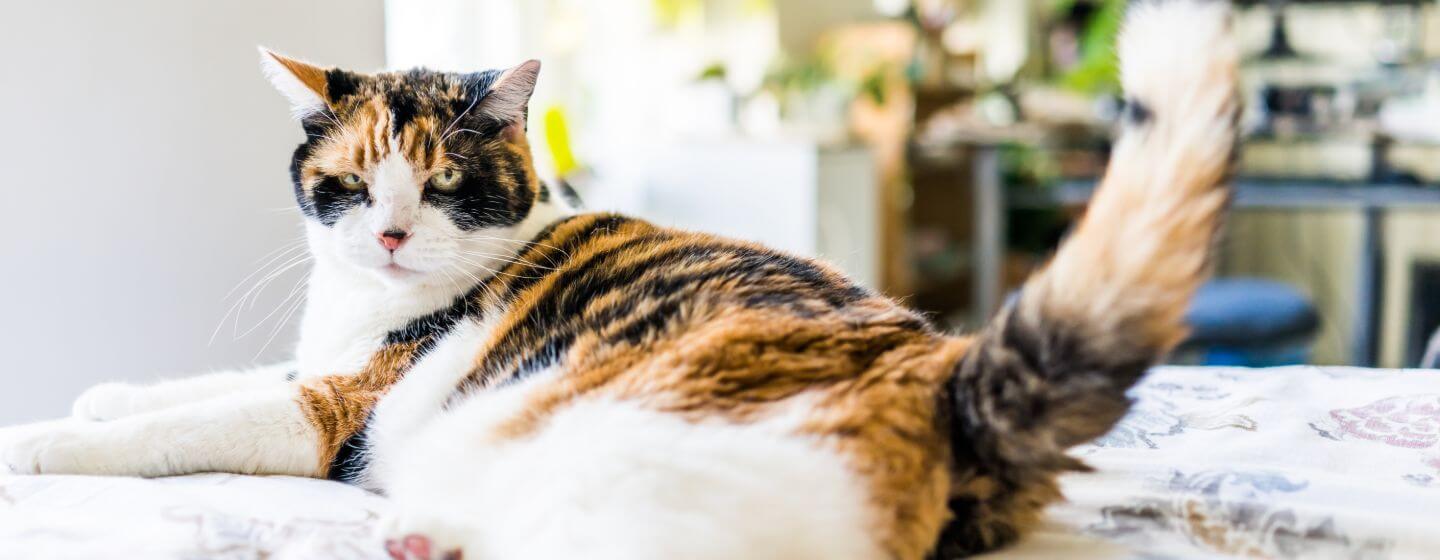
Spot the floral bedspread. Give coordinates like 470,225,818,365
992,366,1440,560
1,366,1437,559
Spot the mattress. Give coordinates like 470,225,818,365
2,366,1437,559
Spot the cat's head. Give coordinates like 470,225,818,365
260,50,557,288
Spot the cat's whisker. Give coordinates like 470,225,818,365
437,267,464,296
460,235,572,264
315,108,345,131
446,262,484,291
226,253,312,339
441,85,483,140
210,243,310,346
439,256,490,300
223,241,307,301
456,250,554,271
254,271,310,360
241,253,312,313
440,128,483,144
451,261,503,304
236,267,311,339
452,254,545,280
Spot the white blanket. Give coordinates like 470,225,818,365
2,366,1438,559
994,366,1440,559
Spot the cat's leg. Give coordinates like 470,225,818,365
71,362,296,421
1,383,323,477
360,319,494,490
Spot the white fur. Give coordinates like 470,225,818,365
2,384,320,477
71,362,295,421
359,317,499,490
1118,0,1237,121
381,392,886,560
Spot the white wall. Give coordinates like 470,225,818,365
0,0,385,424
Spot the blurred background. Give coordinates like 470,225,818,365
2,0,1439,423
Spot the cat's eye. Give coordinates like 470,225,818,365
340,173,366,190
430,169,463,191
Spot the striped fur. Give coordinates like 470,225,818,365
0,2,1239,558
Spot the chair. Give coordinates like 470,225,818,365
1181,278,1321,367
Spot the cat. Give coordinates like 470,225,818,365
0,1,1239,558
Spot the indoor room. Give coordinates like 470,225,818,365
1,1,1438,558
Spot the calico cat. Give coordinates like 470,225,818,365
0,1,1239,558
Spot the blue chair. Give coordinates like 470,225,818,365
1182,278,1320,367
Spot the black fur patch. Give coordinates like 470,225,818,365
309,177,367,227
388,90,420,133
325,69,361,100
328,418,371,484
289,142,319,220
384,283,489,351
422,151,534,230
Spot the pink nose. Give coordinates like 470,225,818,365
378,229,409,251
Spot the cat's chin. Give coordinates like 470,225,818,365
375,263,425,283
319,252,437,290
368,264,468,295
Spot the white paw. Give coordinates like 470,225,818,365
72,383,142,421
0,424,102,475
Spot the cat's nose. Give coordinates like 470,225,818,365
378,229,410,251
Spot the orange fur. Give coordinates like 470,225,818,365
297,342,419,473
264,51,330,99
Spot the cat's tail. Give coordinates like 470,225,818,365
949,0,1240,473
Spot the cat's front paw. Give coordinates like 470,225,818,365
72,383,141,421
0,424,100,475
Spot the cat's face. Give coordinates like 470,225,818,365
262,51,544,287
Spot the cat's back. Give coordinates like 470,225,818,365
474,211,951,396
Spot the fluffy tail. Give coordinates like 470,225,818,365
939,3,1240,552
950,0,1240,484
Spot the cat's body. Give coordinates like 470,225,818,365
0,2,1240,559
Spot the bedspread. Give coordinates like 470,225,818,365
2,366,1437,559
993,366,1440,559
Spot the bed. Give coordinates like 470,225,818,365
2,366,1437,559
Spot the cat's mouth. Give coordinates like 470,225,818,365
381,262,420,278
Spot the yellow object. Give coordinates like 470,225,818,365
544,105,579,178
653,0,702,29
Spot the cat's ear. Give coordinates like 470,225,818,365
475,60,541,129
259,47,335,119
